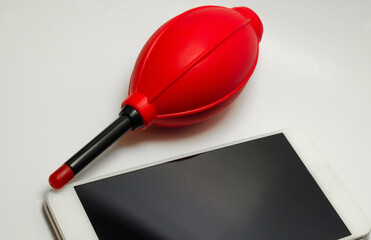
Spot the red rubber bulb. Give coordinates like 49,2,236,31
122,6,263,128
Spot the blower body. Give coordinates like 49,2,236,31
49,6,263,189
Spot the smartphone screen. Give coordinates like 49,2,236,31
75,133,351,240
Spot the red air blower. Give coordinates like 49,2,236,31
49,6,263,189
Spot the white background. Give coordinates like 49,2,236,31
1,0,370,239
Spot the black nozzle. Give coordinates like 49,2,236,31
64,105,143,174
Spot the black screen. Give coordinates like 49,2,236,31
75,134,351,240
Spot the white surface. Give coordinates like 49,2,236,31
46,128,370,239
0,0,370,239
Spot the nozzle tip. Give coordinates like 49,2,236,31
49,164,75,189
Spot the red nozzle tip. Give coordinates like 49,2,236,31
49,164,75,189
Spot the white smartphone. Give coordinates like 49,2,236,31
44,128,370,240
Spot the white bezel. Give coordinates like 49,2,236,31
45,128,370,240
